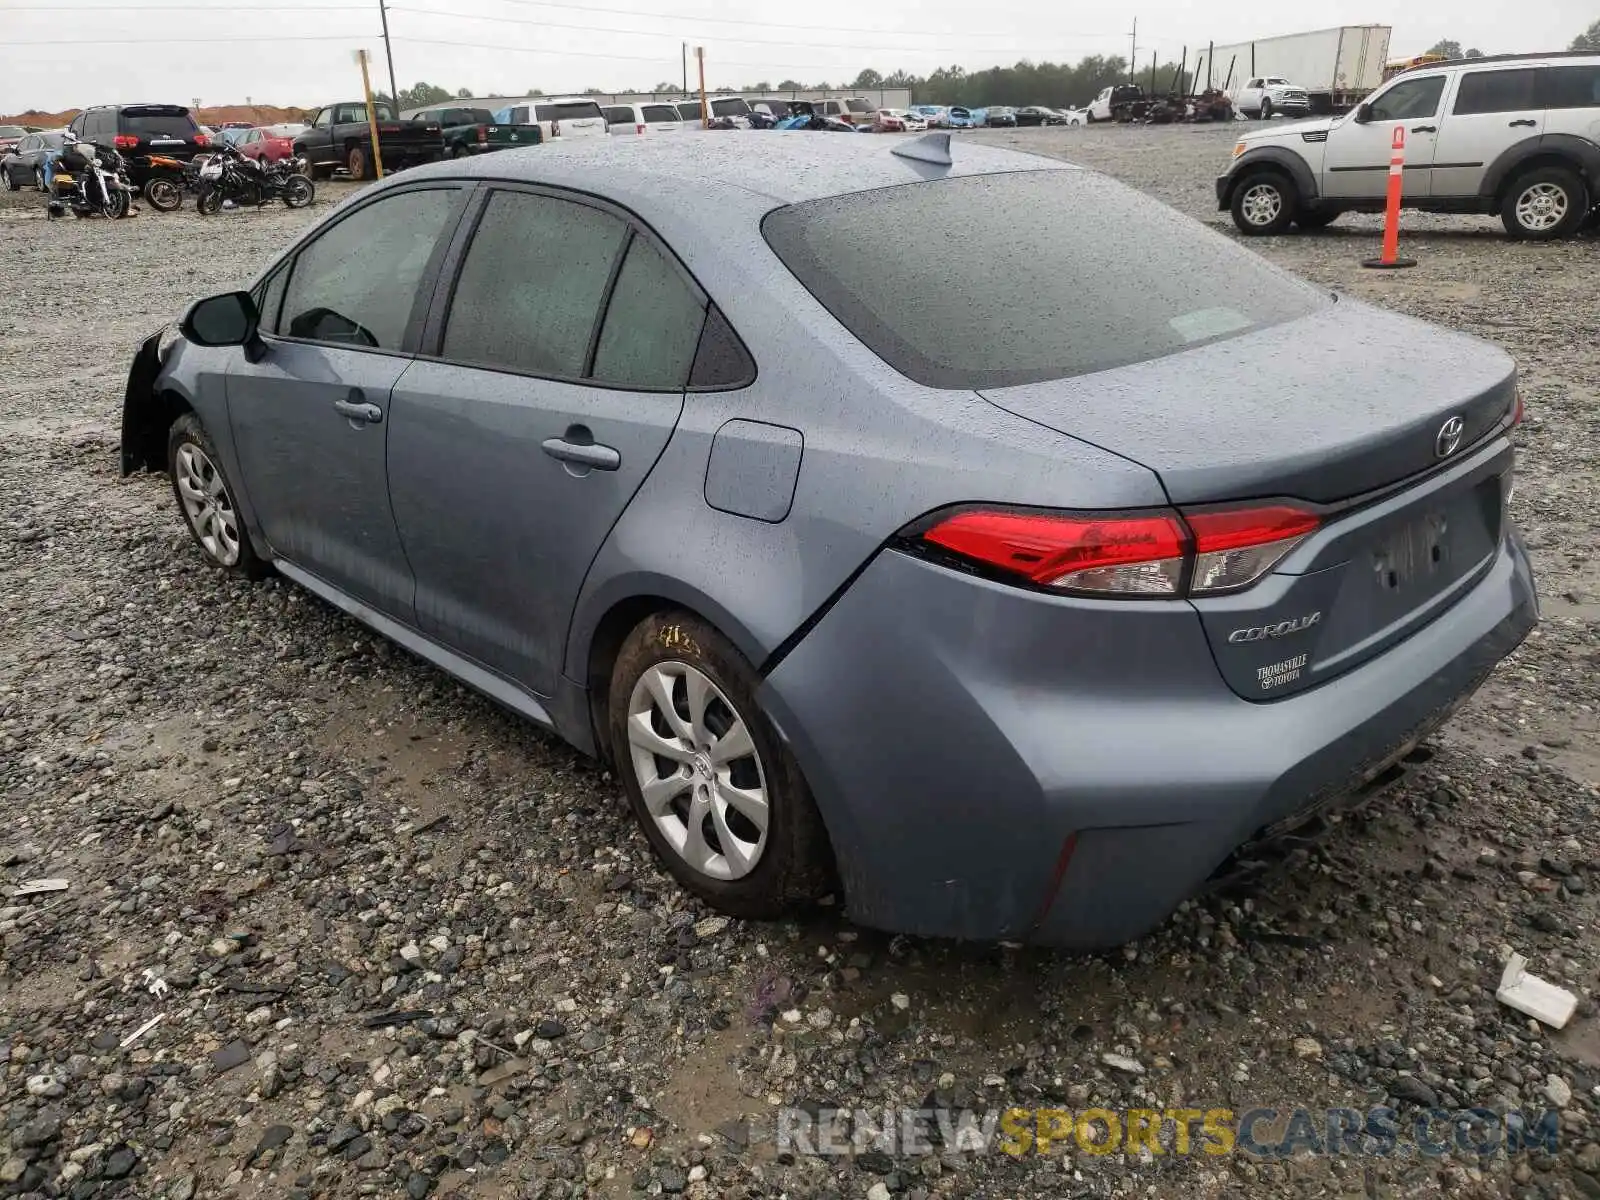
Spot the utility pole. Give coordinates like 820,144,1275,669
1129,17,1137,84
376,0,399,106
682,42,688,96
696,46,709,127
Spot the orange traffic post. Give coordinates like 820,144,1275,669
1362,124,1416,269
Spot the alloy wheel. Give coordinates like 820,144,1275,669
1240,182,1284,227
626,662,769,881
174,442,242,566
1516,183,1569,233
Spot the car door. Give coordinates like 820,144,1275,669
1322,72,1447,199
304,107,334,161
1431,66,1543,198
225,184,468,620
387,186,704,696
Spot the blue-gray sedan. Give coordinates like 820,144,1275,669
120,133,1538,947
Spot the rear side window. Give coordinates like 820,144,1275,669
676,102,702,120
643,105,680,123
603,106,632,123
441,190,627,378
1452,69,1538,115
1541,65,1600,110
846,99,871,114
761,171,1328,390
591,237,705,389
711,98,750,118
281,188,457,349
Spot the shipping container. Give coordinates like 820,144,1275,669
1191,26,1393,114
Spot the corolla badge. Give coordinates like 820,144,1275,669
1435,415,1465,459
1228,612,1323,644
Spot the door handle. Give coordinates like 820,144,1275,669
542,433,620,472
333,390,382,424
1508,118,1537,128
1410,125,1437,134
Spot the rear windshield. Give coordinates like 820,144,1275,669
0,126,24,137
121,108,197,138
643,105,680,123
536,101,604,122
762,170,1328,390
711,98,751,117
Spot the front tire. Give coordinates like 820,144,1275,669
167,413,266,579
145,177,182,211
3,168,17,192
1230,171,1298,235
608,611,834,918
282,174,314,208
196,186,222,216
1501,166,1588,241
1259,98,1274,120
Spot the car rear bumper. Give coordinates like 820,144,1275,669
759,529,1537,948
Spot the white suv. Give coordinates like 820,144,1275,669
1216,52,1600,240
1235,76,1312,120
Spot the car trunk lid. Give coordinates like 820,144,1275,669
979,300,1519,700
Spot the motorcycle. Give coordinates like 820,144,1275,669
47,136,134,219
196,144,314,215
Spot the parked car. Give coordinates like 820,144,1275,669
872,109,908,132
404,105,541,156
1086,84,1146,122
220,127,253,147
909,105,950,128
1235,75,1313,120
2,130,66,190
811,97,875,126
985,105,1019,127
121,134,1537,948
294,101,445,179
0,125,25,154
1219,53,1600,240
1015,105,1064,126
747,100,792,129
493,98,608,140
66,103,211,189
947,106,978,128
234,126,300,165
1061,106,1088,126
602,102,685,135
700,97,755,128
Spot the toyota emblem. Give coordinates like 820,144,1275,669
1435,415,1465,459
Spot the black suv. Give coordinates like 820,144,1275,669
66,104,211,188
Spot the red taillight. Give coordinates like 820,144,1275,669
193,132,209,147
477,124,488,144
1184,504,1321,595
114,134,138,149
637,123,646,134
920,509,1188,596
914,502,1321,598
1511,388,1524,427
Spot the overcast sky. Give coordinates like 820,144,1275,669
3,0,1595,114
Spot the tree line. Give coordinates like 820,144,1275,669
374,19,1600,113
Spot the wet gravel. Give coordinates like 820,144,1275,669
2,129,1598,1200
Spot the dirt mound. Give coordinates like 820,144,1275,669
1,103,312,130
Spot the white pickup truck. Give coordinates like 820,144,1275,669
1234,76,1313,119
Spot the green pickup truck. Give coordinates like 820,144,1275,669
401,106,542,158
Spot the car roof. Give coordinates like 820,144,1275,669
395,129,1075,206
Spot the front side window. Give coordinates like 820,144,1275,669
591,236,705,389
1367,75,1446,122
762,170,1327,390
313,109,333,129
1452,69,1538,115
441,190,627,378
281,188,458,350
1541,64,1600,110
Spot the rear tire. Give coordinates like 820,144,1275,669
1259,98,1274,120
345,144,370,180
282,174,314,208
196,186,222,216
607,610,835,919
1294,209,1339,230
35,166,46,191
1501,166,1588,241
1230,171,1298,235
3,168,17,192
167,413,267,579
451,143,470,159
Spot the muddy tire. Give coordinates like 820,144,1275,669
346,144,371,181
607,610,834,919
167,413,267,579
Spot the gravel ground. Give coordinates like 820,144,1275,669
1,127,1598,1200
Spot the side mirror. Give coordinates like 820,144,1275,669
1353,103,1372,124
181,290,260,348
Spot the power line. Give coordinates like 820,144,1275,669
3,3,367,8
11,32,379,44
386,5,1097,56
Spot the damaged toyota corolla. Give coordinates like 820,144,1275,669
120,133,1538,948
